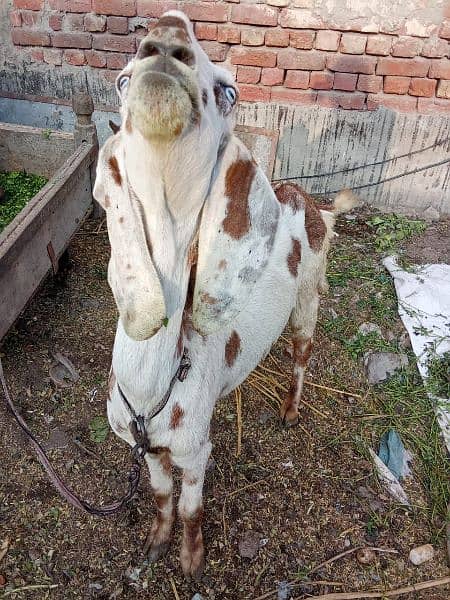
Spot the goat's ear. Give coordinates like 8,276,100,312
94,136,166,340
193,136,280,335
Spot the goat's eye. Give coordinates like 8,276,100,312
224,86,236,104
118,75,130,92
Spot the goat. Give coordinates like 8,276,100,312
93,11,356,579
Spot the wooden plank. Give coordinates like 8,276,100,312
0,143,96,341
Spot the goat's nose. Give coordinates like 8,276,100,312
137,39,195,68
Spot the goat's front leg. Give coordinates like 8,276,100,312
144,449,175,562
174,441,211,580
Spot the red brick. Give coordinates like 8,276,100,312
317,91,366,110
65,13,84,31
384,76,410,94
136,1,177,18
199,40,228,62
107,16,128,34
92,0,135,16
333,72,357,91
391,36,421,57
367,93,417,112
49,12,64,30
357,74,382,93
429,58,450,79
327,53,376,74
265,29,289,47
437,79,450,98
184,3,228,23
376,57,429,77
13,0,42,8
284,70,309,89
52,31,92,48
64,48,86,65
239,84,271,102
278,49,325,70
230,47,277,67
231,4,277,27
290,30,315,49
107,52,129,69
417,97,450,114
30,48,44,61
309,71,333,89
10,10,22,27
421,37,448,58
241,29,265,46
217,25,240,44
366,34,392,55
339,33,367,54
408,78,436,97
84,13,106,32
85,48,107,67
195,23,218,41
271,88,317,105
12,29,50,46
315,30,340,51
66,1,92,11
43,48,62,65
236,65,261,84
279,9,324,30
21,10,39,27
93,33,135,52
439,20,450,40
261,67,284,85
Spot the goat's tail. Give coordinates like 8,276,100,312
327,188,359,214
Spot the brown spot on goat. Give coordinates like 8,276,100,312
294,336,312,368
222,159,255,240
218,259,227,270
118,216,124,223
181,505,204,558
169,403,184,429
304,197,326,252
275,182,305,212
183,473,198,486
125,114,132,134
104,195,110,208
225,330,241,367
108,155,122,187
154,492,170,513
287,237,302,277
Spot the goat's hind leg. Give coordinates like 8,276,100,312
280,264,322,427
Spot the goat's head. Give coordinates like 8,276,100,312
115,11,238,145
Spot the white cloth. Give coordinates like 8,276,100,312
383,257,450,453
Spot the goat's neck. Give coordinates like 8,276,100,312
122,129,217,314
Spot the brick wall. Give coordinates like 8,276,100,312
7,0,450,114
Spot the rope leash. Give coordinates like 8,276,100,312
0,352,190,517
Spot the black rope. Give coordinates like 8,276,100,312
271,136,450,182
306,157,450,196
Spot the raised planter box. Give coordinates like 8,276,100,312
0,95,98,341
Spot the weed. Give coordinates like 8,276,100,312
344,331,397,360
0,170,48,232
426,351,450,398
367,214,426,253
89,415,109,443
42,128,52,140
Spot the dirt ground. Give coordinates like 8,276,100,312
0,210,449,600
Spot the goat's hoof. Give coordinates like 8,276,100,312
144,537,170,562
181,546,205,581
279,406,299,428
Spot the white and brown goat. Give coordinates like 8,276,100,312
94,11,356,579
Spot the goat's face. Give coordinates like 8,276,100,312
116,11,238,144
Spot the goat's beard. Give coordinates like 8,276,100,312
127,72,193,140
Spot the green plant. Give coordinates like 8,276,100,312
89,415,109,443
344,331,397,359
42,128,52,140
426,351,450,398
367,214,426,253
0,170,48,232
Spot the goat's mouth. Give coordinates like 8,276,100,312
127,60,199,141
